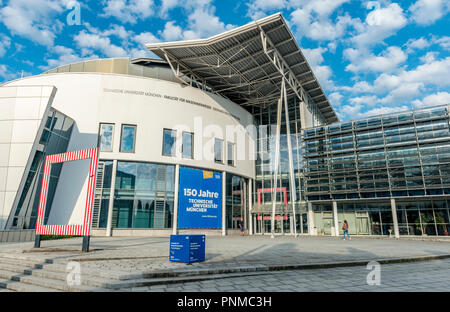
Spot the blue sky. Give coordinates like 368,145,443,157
0,0,449,121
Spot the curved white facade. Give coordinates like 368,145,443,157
0,70,256,233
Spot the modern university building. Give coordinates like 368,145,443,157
0,13,449,238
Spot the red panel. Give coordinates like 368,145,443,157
35,147,99,236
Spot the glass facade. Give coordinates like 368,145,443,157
92,160,113,228
225,174,247,230
303,106,450,201
11,109,74,229
93,161,175,229
249,97,308,234
304,105,450,236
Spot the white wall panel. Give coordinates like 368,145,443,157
0,144,10,167
11,120,39,143
8,143,33,167
0,98,15,120
13,97,41,120
0,85,54,229
0,168,7,190
0,121,13,143
6,167,25,192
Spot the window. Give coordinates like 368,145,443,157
163,129,177,156
227,142,235,166
99,123,114,152
214,138,223,163
182,132,193,159
120,125,136,153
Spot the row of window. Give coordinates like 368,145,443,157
98,123,235,166
304,107,448,138
163,128,235,166
99,123,136,153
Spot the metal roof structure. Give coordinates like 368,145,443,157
146,13,339,124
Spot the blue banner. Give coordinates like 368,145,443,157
178,167,222,229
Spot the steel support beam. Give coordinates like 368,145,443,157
282,80,298,237
271,80,283,239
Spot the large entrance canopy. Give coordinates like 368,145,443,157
146,13,338,124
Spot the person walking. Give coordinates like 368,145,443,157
238,217,245,236
342,220,351,240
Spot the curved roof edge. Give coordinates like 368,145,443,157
146,13,339,124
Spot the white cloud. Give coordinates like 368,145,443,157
405,37,430,51
409,0,450,26
401,57,450,87
302,47,326,67
134,31,159,47
345,46,407,73
40,45,99,70
74,30,128,58
289,1,358,41
302,47,334,89
361,105,410,118
350,95,379,107
328,92,343,106
351,3,407,50
182,7,235,40
0,35,11,57
434,36,450,51
339,101,410,119
419,51,438,63
102,0,155,24
413,92,450,107
0,64,15,81
157,5,235,41
0,0,66,46
246,0,286,20
102,25,133,40
159,21,183,41
379,82,424,104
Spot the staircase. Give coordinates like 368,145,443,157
0,254,118,292
0,253,276,292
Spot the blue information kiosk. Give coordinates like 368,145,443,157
170,235,206,263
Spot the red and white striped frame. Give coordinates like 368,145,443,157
35,147,99,236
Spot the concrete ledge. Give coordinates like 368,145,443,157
0,230,35,243
109,254,450,289
107,254,450,282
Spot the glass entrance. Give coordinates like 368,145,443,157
356,213,370,235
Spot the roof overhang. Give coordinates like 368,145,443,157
146,13,338,124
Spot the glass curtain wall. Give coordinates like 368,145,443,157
250,96,308,234
396,199,450,236
92,160,113,228
225,174,247,230
10,109,74,229
303,106,450,200
112,161,175,229
93,161,175,229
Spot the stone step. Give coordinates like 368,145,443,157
0,255,124,281
111,271,277,290
0,277,57,292
0,269,104,292
0,262,115,289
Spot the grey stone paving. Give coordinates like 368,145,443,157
131,259,450,292
0,235,449,284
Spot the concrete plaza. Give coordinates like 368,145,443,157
0,235,449,291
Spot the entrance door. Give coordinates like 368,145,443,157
356,212,370,235
322,212,333,235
